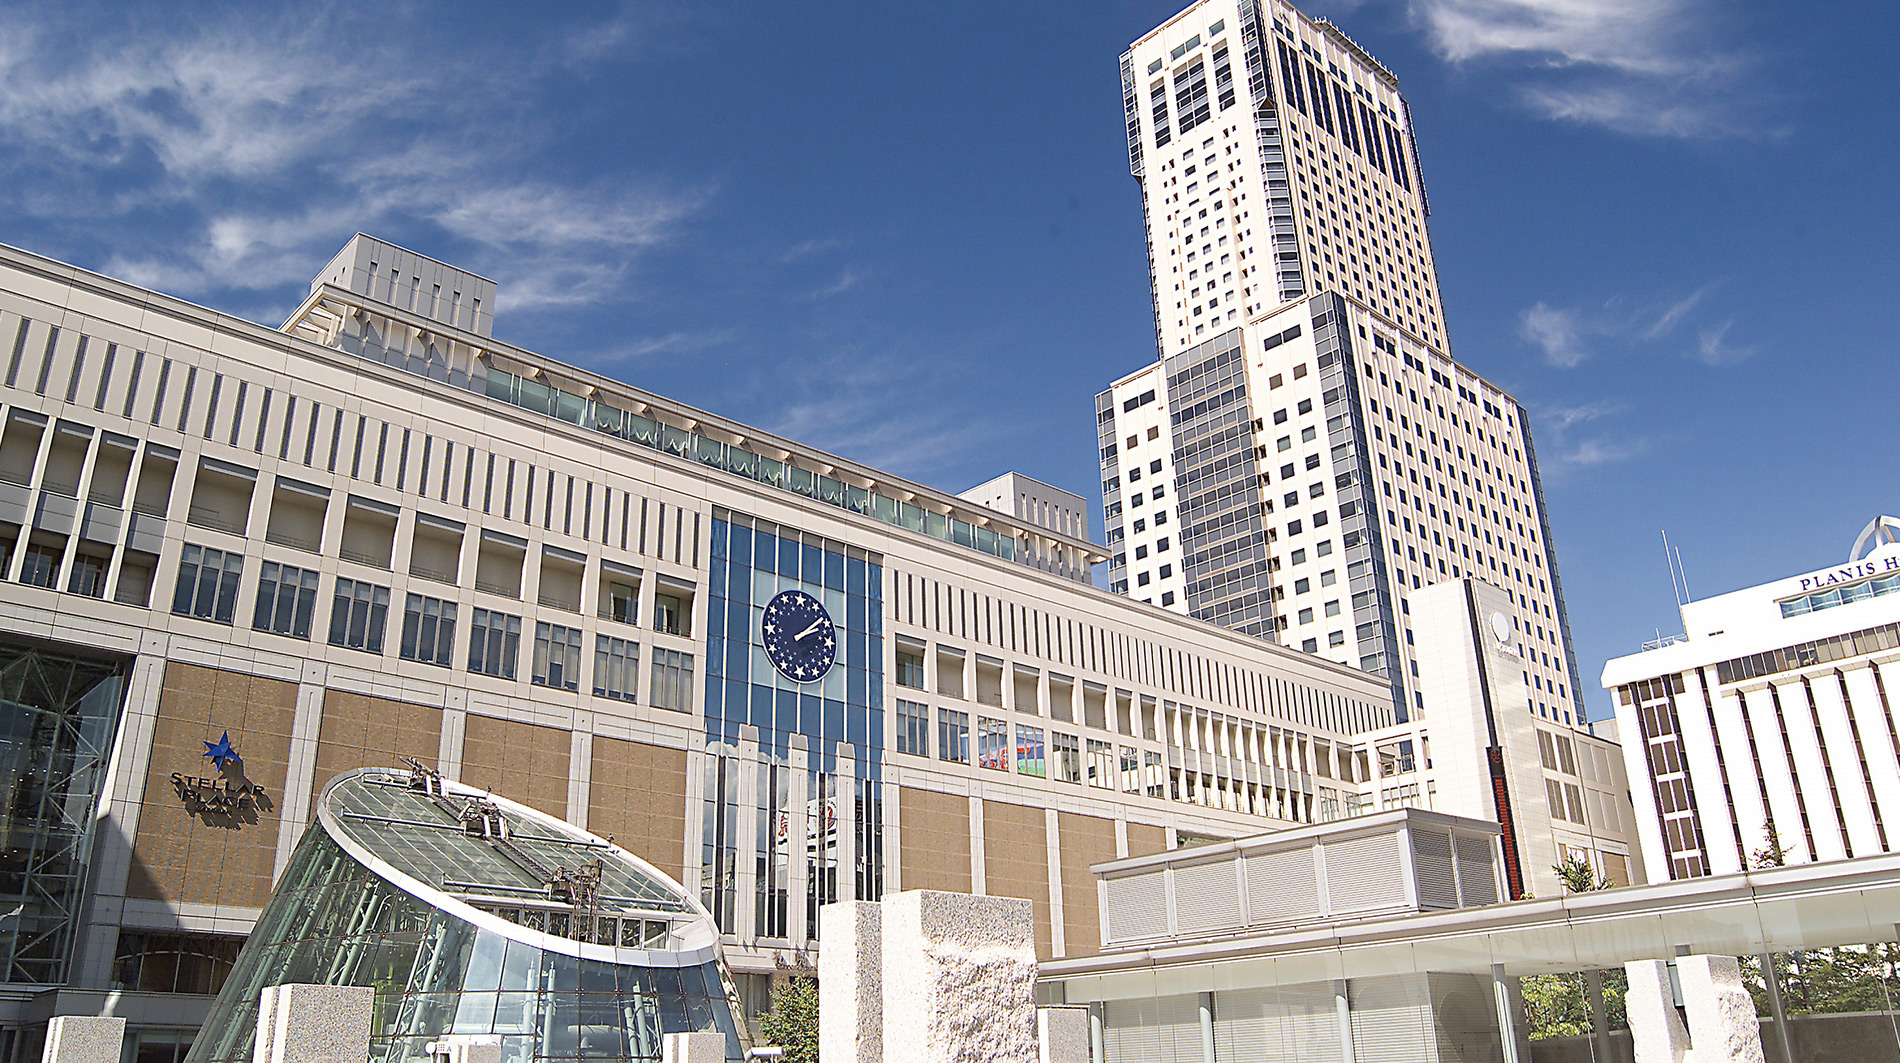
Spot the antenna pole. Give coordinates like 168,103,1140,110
1662,531,1685,608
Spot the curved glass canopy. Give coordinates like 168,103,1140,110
186,765,747,1063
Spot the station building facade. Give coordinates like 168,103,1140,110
1603,517,1900,881
0,235,1415,1057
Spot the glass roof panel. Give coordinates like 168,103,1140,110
325,771,690,914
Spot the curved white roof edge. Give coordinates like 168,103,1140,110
1851,515,1900,562
315,766,723,967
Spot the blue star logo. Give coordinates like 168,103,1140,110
202,731,241,771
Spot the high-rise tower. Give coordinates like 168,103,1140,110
1098,0,1587,730
1123,0,1446,357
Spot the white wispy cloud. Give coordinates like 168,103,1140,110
1532,399,1643,468
1561,437,1646,466
1518,283,1740,368
1694,319,1750,366
0,8,708,316
761,349,1013,483
1639,282,1713,340
1403,0,1763,138
1519,301,1588,368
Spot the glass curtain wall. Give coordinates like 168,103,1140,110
701,515,884,942
0,638,126,985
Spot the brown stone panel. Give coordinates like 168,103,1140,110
1127,821,1169,858
897,787,970,894
1057,812,1118,958
126,662,298,908
313,690,444,796
982,801,1052,959
460,714,571,818
589,737,689,883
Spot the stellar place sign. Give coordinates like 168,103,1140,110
169,771,269,813
170,730,269,814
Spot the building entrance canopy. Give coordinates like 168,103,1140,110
1046,853,1900,1001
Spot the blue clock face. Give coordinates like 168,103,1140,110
762,589,837,684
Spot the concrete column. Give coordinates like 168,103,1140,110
1758,952,1795,1063
1492,964,1526,1063
1677,954,1766,1063
1333,979,1356,1063
255,984,373,1063
882,890,1037,1063
40,1016,125,1063
1624,960,1690,1063
1584,969,1613,1063
1089,1005,1106,1063
820,900,882,1063
1198,992,1216,1063
1038,1006,1090,1063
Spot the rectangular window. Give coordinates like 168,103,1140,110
18,543,60,589
938,708,969,764
400,593,457,666
252,561,318,639
469,608,522,679
1016,725,1046,778
1150,80,1172,147
654,593,684,636
604,581,639,625
896,699,930,756
650,648,694,711
1086,739,1116,789
1174,58,1211,134
896,643,926,690
977,716,1010,770
172,544,243,624
1052,732,1082,783
532,622,582,691
67,552,109,598
594,635,639,702
328,578,390,653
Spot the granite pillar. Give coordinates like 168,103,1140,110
660,1032,725,1063
40,1016,125,1063
1625,960,1691,1063
821,900,884,1063
1677,954,1766,1063
1036,1006,1090,1063
254,983,374,1063
882,890,1038,1063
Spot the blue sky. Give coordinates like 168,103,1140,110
2,0,1894,720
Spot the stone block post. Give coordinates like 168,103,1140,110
660,1032,725,1063
41,1016,126,1063
254,983,374,1063
1677,955,1766,1063
1625,960,1690,1063
882,890,1038,1063
820,900,883,1063
1037,1006,1090,1063
426,1035,503,1063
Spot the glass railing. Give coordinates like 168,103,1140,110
484,367,1018,563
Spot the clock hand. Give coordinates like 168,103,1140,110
795,620,824,641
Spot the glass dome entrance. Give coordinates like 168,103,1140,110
185,765,746,1063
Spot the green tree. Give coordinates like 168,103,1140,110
1521,970,1628,1040
1552,852,1606,894
758,975,819,1063
1752,823,1789,868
